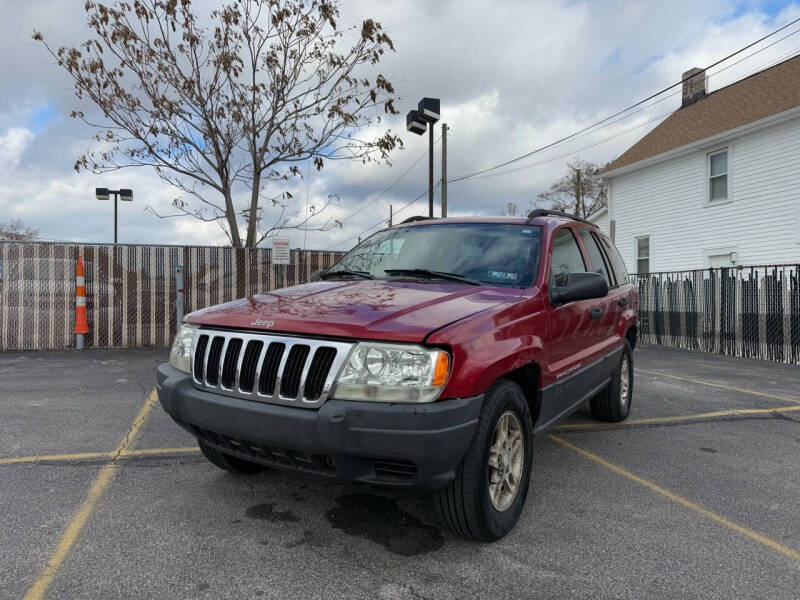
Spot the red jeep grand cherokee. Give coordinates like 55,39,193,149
157,209,638,541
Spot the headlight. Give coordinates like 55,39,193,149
169,323,198,373
332,342,450,403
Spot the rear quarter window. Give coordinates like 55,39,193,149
578,229,613,287
599,235,630,284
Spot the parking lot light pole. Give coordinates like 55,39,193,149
406,98,440,218
95,187,133,244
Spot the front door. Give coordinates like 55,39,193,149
541,226,606,426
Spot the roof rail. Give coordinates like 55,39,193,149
400,215,436,224
526,208,594,226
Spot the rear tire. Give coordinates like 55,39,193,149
590,340,633,422
198,439,267,474
434,380,534,542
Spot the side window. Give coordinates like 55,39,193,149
599,235,630,284
550,228,587,287
708,149,728,202
578,229,613,287
635,236,650,275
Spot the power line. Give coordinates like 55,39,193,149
464,109,675,182
329,188,429,249
446,16,800,184
334,136,441,225
460,31,800,182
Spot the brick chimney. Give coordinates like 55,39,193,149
681,67,707,107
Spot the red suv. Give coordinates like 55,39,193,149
157,210,638,541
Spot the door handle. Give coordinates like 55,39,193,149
617,297,628,307
589,307,604,320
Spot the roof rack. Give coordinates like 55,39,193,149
400,215,436,224
526,208,594,226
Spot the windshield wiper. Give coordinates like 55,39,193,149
320,269,374,280
384,268,481,286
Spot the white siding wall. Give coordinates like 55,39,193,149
589,208,609,235
609,115,800,273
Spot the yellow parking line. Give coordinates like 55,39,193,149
0,446,200,466
118,446,200,457
555,404,800,431
548,434,800,566
0,451,113,466
23,390,159,600
638,368,800,405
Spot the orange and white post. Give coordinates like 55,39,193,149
74,256,89,349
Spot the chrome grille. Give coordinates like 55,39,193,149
191,329,353,408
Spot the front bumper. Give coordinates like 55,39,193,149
156,363,483,490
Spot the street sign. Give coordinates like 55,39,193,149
272,239,290,265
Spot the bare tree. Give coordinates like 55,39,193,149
536,159,608,218
0,219,39,241
34,0,402,247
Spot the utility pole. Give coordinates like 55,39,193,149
574,168,583,217
441,123,448,217
389,204,393,227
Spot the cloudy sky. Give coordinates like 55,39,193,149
1,0,798,250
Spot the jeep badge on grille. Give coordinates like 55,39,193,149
251,319,274,328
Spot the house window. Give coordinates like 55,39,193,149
708,149,728,202
636,236,650,275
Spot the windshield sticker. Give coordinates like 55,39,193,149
522,229,532,234
488,271,519,281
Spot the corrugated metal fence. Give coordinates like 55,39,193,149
636,264,800,364
0,242,344,351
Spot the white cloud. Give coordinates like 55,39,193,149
0,127,34,170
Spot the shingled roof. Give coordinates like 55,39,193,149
604,55,800,174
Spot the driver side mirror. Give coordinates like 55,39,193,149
551,272,608,305
310,269,326,282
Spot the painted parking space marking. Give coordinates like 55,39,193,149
117,446,200,458
554,404,800,432
23,390,160,600
637,368,800,404
0,451,113,466
548,433,800,566
0,446,201,466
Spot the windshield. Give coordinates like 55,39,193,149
329,223,542,287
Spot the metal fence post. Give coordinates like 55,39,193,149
176,264,184,325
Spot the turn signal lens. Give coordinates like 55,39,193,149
432,352,450,387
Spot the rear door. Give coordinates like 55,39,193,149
576,227,621,355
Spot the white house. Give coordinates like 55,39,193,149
588,205,609,236
602,56,800,274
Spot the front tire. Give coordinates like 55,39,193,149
434,380,534,542
198,439,268,474
590,340,633,422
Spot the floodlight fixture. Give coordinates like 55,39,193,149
406,110,427,135
417,97,440,124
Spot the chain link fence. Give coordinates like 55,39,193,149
635,264,800,364
4,243,798,362
0,242,344,351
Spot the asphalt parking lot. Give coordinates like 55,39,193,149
2,345,800,599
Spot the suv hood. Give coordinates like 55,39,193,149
186,279,521,342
